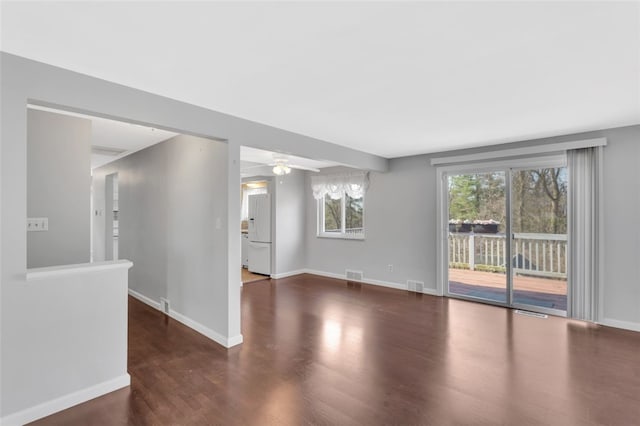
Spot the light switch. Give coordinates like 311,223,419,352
215,217,222,229
27,217,49,232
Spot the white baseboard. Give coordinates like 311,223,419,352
417,285,441,296
168,308,243,348
1,374,130,426
128,288,243,348
304,269,344,280
271,269,307,279
303,269,440,296
128,288,160,310
226,334,244,347
599,318,640,333
362,276,406,291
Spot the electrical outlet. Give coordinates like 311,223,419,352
27,217,48,232
387,264,393,272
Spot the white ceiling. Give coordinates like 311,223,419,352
29,106,178,169
3,2,639,158
88,116,177,169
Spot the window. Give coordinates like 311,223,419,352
311,172,368,239
319,193,365,238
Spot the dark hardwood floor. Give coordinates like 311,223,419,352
32,274,640,425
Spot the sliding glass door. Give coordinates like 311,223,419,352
447,171,508,304
511,168,567,313
444,162,568,315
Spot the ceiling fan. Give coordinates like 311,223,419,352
243,154,320,176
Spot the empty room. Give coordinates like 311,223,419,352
1,1,639,425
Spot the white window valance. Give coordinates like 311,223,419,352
311,171,370,200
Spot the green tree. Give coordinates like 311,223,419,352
448,174,479,221
477,172,506,229
324,197,341,231
345,195,363,230
532,168,566,234
449,173,506,230
449,169,567,235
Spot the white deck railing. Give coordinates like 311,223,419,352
449,232,567,279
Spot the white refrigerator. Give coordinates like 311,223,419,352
248,193,271,275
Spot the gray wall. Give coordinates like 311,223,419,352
27,109,91,268
273,169,307,275
600,127,640,326
305,125,640,328
93,134,229,333
305,160,437,288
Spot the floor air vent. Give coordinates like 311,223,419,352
345,270,363,281
515,309,548,318
407,280,425,293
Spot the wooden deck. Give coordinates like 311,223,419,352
449,268,566,295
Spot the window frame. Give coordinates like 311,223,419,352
317,192,365,240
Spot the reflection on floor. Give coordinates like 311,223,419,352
242,267,270,284
31,275,640,425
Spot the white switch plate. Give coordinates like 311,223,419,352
27,217,48,232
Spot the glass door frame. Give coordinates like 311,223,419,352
436,154,568,317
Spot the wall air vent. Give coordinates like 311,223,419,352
407,280,425,293
345,269,363,282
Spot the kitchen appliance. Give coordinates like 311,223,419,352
247,193,271,275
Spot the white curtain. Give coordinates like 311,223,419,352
567,146,603,321
241,187,267,220
311,171,369,200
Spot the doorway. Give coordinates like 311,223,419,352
240,180,271,283
105,173,119,261
443,158,568,316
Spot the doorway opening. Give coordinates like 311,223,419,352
241,180,271,282
443,158,568,316
239,146,339,284
105,173,119,260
